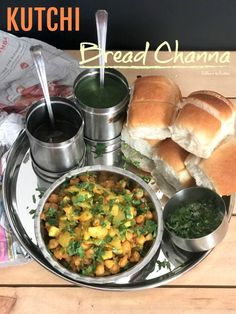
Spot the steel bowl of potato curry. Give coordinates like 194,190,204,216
35,166,163,284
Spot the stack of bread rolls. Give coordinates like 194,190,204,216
121,76,182,174
121,75,236,196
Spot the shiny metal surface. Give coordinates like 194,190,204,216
74,68,129,140
26,97,85,173
2,131,235,290
95,10,108,87
30,45,55,126
85,136,121,166
163,187,228,252
35,165,164,285
31,150,86,184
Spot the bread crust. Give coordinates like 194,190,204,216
153,139,189,172
200,138,236,195
133,76,182,105
152,139,194,190
128,101,176,128
188,90,234,121
173,104,221,144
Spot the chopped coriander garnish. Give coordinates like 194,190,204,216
94,143,106,158
32,194,36,204
45,207,58,226
67,241,84,257
166,199,223,238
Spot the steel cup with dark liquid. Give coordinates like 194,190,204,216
26,97,85,180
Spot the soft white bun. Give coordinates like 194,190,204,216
185,137,236,196
170,90,235,158
121,142,155,173
152,139,194,195
121,125,161,159
127,76,182,140
151,169,176,198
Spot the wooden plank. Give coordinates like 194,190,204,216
0,216,236,287
0,287,235,314
67,50,236,97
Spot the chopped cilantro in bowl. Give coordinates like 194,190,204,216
165,199,224,239
163,187,228,252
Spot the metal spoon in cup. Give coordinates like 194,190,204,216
30,45,55,128
95,10,108,88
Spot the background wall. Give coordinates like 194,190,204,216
0,0,236,50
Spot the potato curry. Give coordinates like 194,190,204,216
40,172,157,277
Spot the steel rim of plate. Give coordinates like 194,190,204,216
3,130,235,291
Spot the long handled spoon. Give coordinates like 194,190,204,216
95,10,108,88
30,45,55,127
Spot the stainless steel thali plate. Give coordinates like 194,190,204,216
3,130,235,291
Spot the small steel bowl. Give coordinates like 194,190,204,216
163,187,228,252
34,165,163,285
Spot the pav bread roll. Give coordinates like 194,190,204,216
127,76,182,140
121,124,161,159
132,76,182,105
170,90,235,158
152,139,194,196
151,169,177,198
121,141,155,173
185,137,236,196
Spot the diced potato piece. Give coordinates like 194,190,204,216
79,202,91,209
93,184,105,194
58,232,73,248
48,226,60,237
105,221,111,229
109,228,116,237
80,190,93,199
113,210,125,224
78,211,92,222
102,250,113,260
106,193,116,200
111,204,119,216
104,259,114,269
103,205,110,212
121,240,131,256
59,216,67,222
63,205,73,219
110,236,122,250
130,206,137,217
66,186,80,193
95,263,105,276
145,233,153,241
126,231,134,241
83,230,90,240
62,196,70,203
88,226,108,239
137,235,146,246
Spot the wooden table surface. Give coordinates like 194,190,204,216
1,51,236,314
